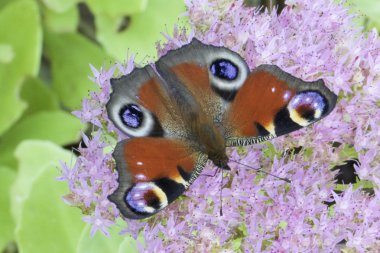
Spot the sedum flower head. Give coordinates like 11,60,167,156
60,0,380,251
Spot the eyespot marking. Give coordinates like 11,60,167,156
119,104,143,128
125,182,168,214
210,59,238,81
288,91,327,126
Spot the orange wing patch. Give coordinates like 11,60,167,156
171,63,211,93
171,63,223,118
123,137,197,185
225,70,296,136
138,79,175,125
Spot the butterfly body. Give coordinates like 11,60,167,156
106,38,337,219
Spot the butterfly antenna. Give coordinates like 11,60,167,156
230,160,291,183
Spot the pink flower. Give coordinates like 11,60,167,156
59,0,380,251
72,97,103,127
83,207,114,237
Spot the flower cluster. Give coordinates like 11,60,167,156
60,0,380,251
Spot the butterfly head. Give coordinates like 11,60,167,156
209,151,230,170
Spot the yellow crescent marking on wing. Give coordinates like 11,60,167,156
152,184,168,209
289,109,310,127
172,175,189,188
314,109,322,119
264,122,276,135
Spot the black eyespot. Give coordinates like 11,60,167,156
210,59,238,80
119,104,143,128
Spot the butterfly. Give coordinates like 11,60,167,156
106,38,337,219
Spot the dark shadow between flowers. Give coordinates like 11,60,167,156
323,158,376,207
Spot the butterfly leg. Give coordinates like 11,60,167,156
199,167,221,178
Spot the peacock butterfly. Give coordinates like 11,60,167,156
106,38,337,219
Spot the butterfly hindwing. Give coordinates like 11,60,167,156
109,137,207,219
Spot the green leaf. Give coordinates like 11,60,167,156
95,0,188,62
43,4,79,33
14,141,84,253
336,179,374,192
278,220,288,230
348,0,380,22
86,0,148,16
45,32,112,109
0,166,16,251
232,237,243,251
262,142,281,159
0,43,14,63
10,140,75,224
303,147,314,159
339,144,358,160
0,0,42,136
42,0,80,12
20,77,60,116
0,111,82,168
346,0,380,31
236,146,248,156
76,221,138,253
117,237,139,253
0,0,13,10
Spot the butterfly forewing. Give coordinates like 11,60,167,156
224,65,337,146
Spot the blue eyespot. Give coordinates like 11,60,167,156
119,104,143,128
289,91,326,120
210,59,238,81
125,182,162,214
